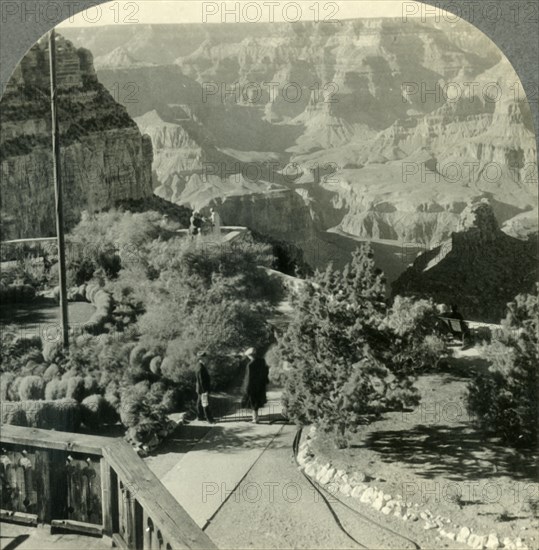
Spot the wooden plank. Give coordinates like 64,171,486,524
65,454,102,525
0,425,109,455
49,449,68,521
102,441,216,549
100,458,113,536
123,485,134,549
1,237,57,245
35,449,50,524
0,509,38,525
142,510,152,549
112,533,129,549
51,518,103,536
134,499,144,550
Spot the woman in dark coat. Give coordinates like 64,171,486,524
241,348,269,423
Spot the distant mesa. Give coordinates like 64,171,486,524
392,200,538,323
94,46,154,69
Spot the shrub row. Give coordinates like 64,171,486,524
1,399,81,431
1,394,119,431
0,283,36,303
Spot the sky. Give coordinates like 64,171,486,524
58,0,443,27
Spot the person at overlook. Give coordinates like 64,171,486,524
189,211,204,236
210,207,221,235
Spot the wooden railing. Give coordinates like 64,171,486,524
0,424,216,549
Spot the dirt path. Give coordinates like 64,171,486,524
205,425,440,549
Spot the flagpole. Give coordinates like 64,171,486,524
49,28,69,349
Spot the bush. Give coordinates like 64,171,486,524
0,372,16,401
65,376,85,402
0,283,36,303
383,296,447,374
1,405,28,426
159,354,194,400
119,380,175,448
129,344,148,369
6,335,42,360
42,340,61,363
45,378,67,400
104,381,121,409
81,394,119,429
43,364,60,381
467,286,538,448
7,377,23,401
119,381,152,428
83,375,99,395
279,245,423,447
149,356,162,375
1,399,80,431
18,375,45,400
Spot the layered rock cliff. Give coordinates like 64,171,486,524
0,35,154,239
60,19,537,276
392,201,538,322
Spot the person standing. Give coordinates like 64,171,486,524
241,347,269,424
189,211,198,236
210,207,221,236
195,351,215,424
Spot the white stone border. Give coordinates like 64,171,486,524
296,427,529,550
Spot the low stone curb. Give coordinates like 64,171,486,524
297,426,529,550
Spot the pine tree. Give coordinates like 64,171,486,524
278,243,419,447
467,284,538,447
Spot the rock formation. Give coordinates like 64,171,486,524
62,17,537,251
392,200,538,322
0,34,154,239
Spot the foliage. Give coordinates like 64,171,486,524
1,399,81,431
45,378,67,400
18,375,45,400
137,235,280,390
0,372,16,401
0,253,52,290
278,244,440,447
64,209,167,286
467,285,538,448
43,364,60,381
119,381,173,436
0,283,36,304
81,394,119,429
382,296,447,377
0,210,288,444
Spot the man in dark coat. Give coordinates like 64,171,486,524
241,347,269,424
195,351,215,423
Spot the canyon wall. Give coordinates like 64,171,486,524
62,18,537,251
0,35,154,239
392,201,538,322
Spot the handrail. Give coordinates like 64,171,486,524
0,424,109,455
0,424,217,549
103,440,215,549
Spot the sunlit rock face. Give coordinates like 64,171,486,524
0,35,154,239
392,200,538,322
